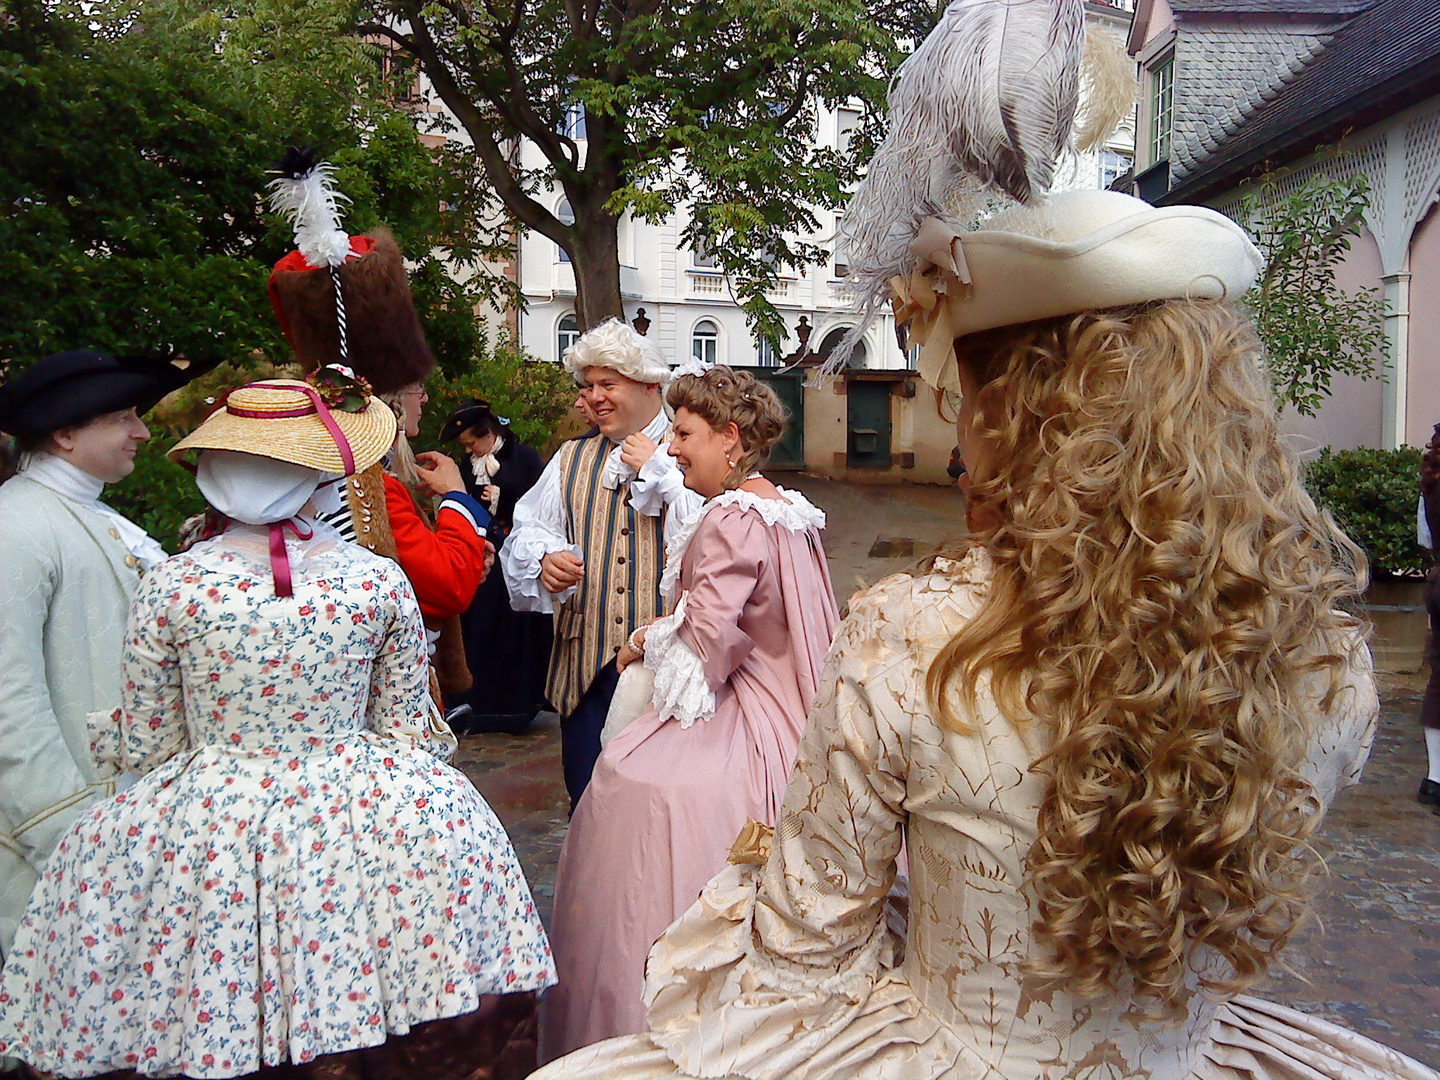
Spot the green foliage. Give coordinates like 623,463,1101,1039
413,339,578,457
1240,171,1390,417
0,0,506,376
1303,446,1426,578
369,0,927,337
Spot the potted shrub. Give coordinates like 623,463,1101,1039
1304,446,1428,671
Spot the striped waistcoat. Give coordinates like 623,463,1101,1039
546,432,666,717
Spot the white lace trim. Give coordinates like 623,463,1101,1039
660,487,826,601
643,594,715,728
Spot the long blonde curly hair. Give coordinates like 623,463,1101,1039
927,299,1367,1011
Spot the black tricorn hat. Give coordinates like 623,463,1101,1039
439,399,506,444
0,350,216,440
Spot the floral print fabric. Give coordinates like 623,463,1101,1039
0,533,555,1079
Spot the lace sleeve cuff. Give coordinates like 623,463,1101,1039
629,454,684,517
643,596,715,728
500,530,580,611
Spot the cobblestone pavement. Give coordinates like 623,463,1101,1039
455,475,1440,1066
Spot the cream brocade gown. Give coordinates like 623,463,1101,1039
532,550,1438,1080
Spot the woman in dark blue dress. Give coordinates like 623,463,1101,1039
441,401,553,734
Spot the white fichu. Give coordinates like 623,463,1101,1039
820,0,1085,380
265,153,353,270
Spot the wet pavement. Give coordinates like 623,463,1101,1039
454,474,1440,1066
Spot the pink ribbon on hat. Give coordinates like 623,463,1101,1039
226,381,357,474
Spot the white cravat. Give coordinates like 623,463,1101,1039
20,452,169,569
469,437,504,514
601,409,670,491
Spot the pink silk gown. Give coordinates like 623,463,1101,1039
540,491,839,1062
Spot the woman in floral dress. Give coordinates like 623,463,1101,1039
0,373,554,1079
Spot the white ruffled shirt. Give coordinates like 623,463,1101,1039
20,453,168,570
501,409,702,613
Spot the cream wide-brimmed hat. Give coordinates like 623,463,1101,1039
170,374,396,476
893,190,1265,393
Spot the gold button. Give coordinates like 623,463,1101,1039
124,554,140,569
615,585,625,595
616,556,626,565
109,528,121,540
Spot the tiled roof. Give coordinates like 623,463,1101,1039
1170,0,1373,13
1169,24,1334,182
1167,0,1440,198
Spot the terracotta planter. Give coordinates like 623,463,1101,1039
1359,577,1429,673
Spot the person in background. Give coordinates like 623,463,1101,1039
501,318,702,808
440,400,552,735
1417,422,1440,812
0,349,209,958
264,155,491,701
0,372,554,1079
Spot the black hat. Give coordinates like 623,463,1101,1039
0,350,215,441
439,399,506,444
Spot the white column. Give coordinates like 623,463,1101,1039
1380,268,1411,449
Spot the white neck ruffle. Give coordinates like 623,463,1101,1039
660,486,825,601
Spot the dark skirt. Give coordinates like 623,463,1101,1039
446,539,554,734
23,992,538,1080
1422,570,1440,730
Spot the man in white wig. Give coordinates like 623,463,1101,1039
503,318,701,808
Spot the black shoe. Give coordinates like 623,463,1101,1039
1419,778,1440,812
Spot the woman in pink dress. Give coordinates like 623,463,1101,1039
539,365,839,1061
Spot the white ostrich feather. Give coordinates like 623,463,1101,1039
821,0,1085,381
265,160,353,270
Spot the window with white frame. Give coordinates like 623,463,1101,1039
558,314,580,360
1149,57,1173,164
561,102,587,140
692,320,719,364
756,337,779,367
836,107,861,155
556,199,575,263
692,234,718,269
832,214,850,279
1098,148,1132,190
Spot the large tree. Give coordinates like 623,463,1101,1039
0,0,500,372
362,0,928,341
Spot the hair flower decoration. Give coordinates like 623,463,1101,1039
669,357,714,382
307,365,373,412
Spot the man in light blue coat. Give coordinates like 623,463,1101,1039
0,351,206,956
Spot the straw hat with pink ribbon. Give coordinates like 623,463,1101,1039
170,366,395,477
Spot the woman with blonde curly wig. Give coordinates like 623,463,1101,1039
540,364,840,1062
532,191,1436,1080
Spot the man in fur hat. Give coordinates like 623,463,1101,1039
0,350,208,958
503,318,701,808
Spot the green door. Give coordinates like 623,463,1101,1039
846,381,892,468
739,367,805,470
